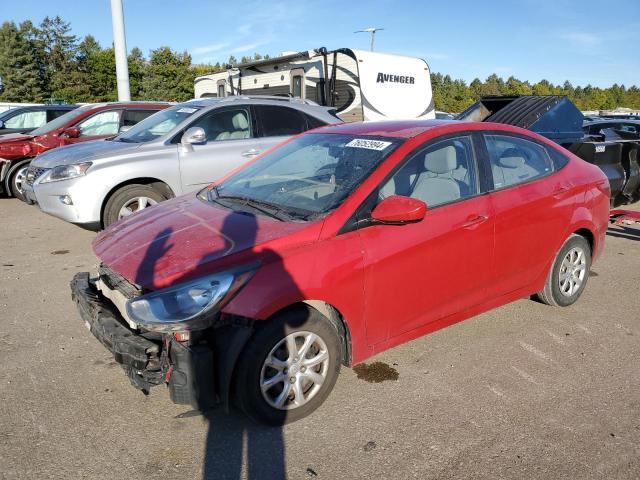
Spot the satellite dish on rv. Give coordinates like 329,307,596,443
354,27,384,51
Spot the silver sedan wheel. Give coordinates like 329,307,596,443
260,331,330,410
13,166,29,194
558,246,587,297
118,196,158,219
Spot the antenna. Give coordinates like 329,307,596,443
354,27,384,51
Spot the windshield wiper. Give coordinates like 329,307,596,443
212,194,289,221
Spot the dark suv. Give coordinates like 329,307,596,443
0,105,78,136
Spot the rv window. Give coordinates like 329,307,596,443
256,106,307,137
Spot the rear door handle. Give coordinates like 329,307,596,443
461,214,489,228
242,149,261,157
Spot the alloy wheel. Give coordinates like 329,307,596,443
260,331,330,410
118,196,158,219
558,246,587,297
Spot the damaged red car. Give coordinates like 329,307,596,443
72,120,610,424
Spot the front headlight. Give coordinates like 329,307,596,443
125,264,257,332
40,162,92,183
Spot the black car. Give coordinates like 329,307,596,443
0,104,78,136
582,118,640,137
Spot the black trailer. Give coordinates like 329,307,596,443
458,95,640,207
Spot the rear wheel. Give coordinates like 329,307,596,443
103,184,168,228
233,305,342,425
537,234,591,307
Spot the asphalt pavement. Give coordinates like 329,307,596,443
1,198,639,480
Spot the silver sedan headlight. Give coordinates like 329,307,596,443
125,264,258,332
40,162,92,183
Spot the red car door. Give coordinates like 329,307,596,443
357,134,495,345
482,133,576,297
60,109,123,146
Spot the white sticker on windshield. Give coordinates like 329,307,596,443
177,107,197,114
345,138,392,151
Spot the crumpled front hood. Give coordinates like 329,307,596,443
31,140,140,167
0,133,33,145
93,194,319,290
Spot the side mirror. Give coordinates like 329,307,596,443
371,195,426,225
181,127,206,146
119,125,132,133
0,120,4,129
62,127,80,138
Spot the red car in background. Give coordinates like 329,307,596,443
72,120,610,425
0,102,170,200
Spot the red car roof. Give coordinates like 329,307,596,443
318,119,459,139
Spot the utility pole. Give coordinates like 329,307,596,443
110,0,131,101
354,27,384,51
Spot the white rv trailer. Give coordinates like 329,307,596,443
194,47,435,122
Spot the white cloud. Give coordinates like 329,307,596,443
560,32,602,48
191,43,229,55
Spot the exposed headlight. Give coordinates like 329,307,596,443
40,162,92,183
125,264,258,332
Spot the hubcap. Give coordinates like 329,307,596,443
118,196,158,219
260,331,330,410
558,247,587,297
13,166,29,195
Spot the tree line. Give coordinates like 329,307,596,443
1,16,638,112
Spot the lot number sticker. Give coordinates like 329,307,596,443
345,138,392,151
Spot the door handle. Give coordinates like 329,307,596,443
461,214,489,228
242,149,261,157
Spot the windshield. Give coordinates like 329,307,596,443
115,105,201,143
30,105,93,136
209,133,403,218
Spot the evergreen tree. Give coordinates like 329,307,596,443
141,47,194,101
0,21,43,102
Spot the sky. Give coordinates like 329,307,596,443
4,0,639,88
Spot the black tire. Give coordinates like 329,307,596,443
233,305,342,425
103,184,168,227
536,234,591,307
7,162,30,202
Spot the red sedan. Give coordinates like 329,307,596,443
72,120,610,424
0,102,169,201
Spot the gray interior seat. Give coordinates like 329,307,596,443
228,113,249,139
411,146,460,206
492,148,537,187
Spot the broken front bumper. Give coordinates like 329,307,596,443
70,272,217,408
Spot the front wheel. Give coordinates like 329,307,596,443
103,184,168,228
8,163,30,202
537,234,591,307
233,305,342,425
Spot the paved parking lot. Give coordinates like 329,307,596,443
1,198,639,480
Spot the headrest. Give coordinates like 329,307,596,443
232,113,248,130
425,146,456,174
498,148,526,168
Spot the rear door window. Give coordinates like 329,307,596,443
122,109,157,127
255,105,308,137
484,134,554,189
48,109,72,122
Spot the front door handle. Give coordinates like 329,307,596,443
461,214,489,229
242,149,261,157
